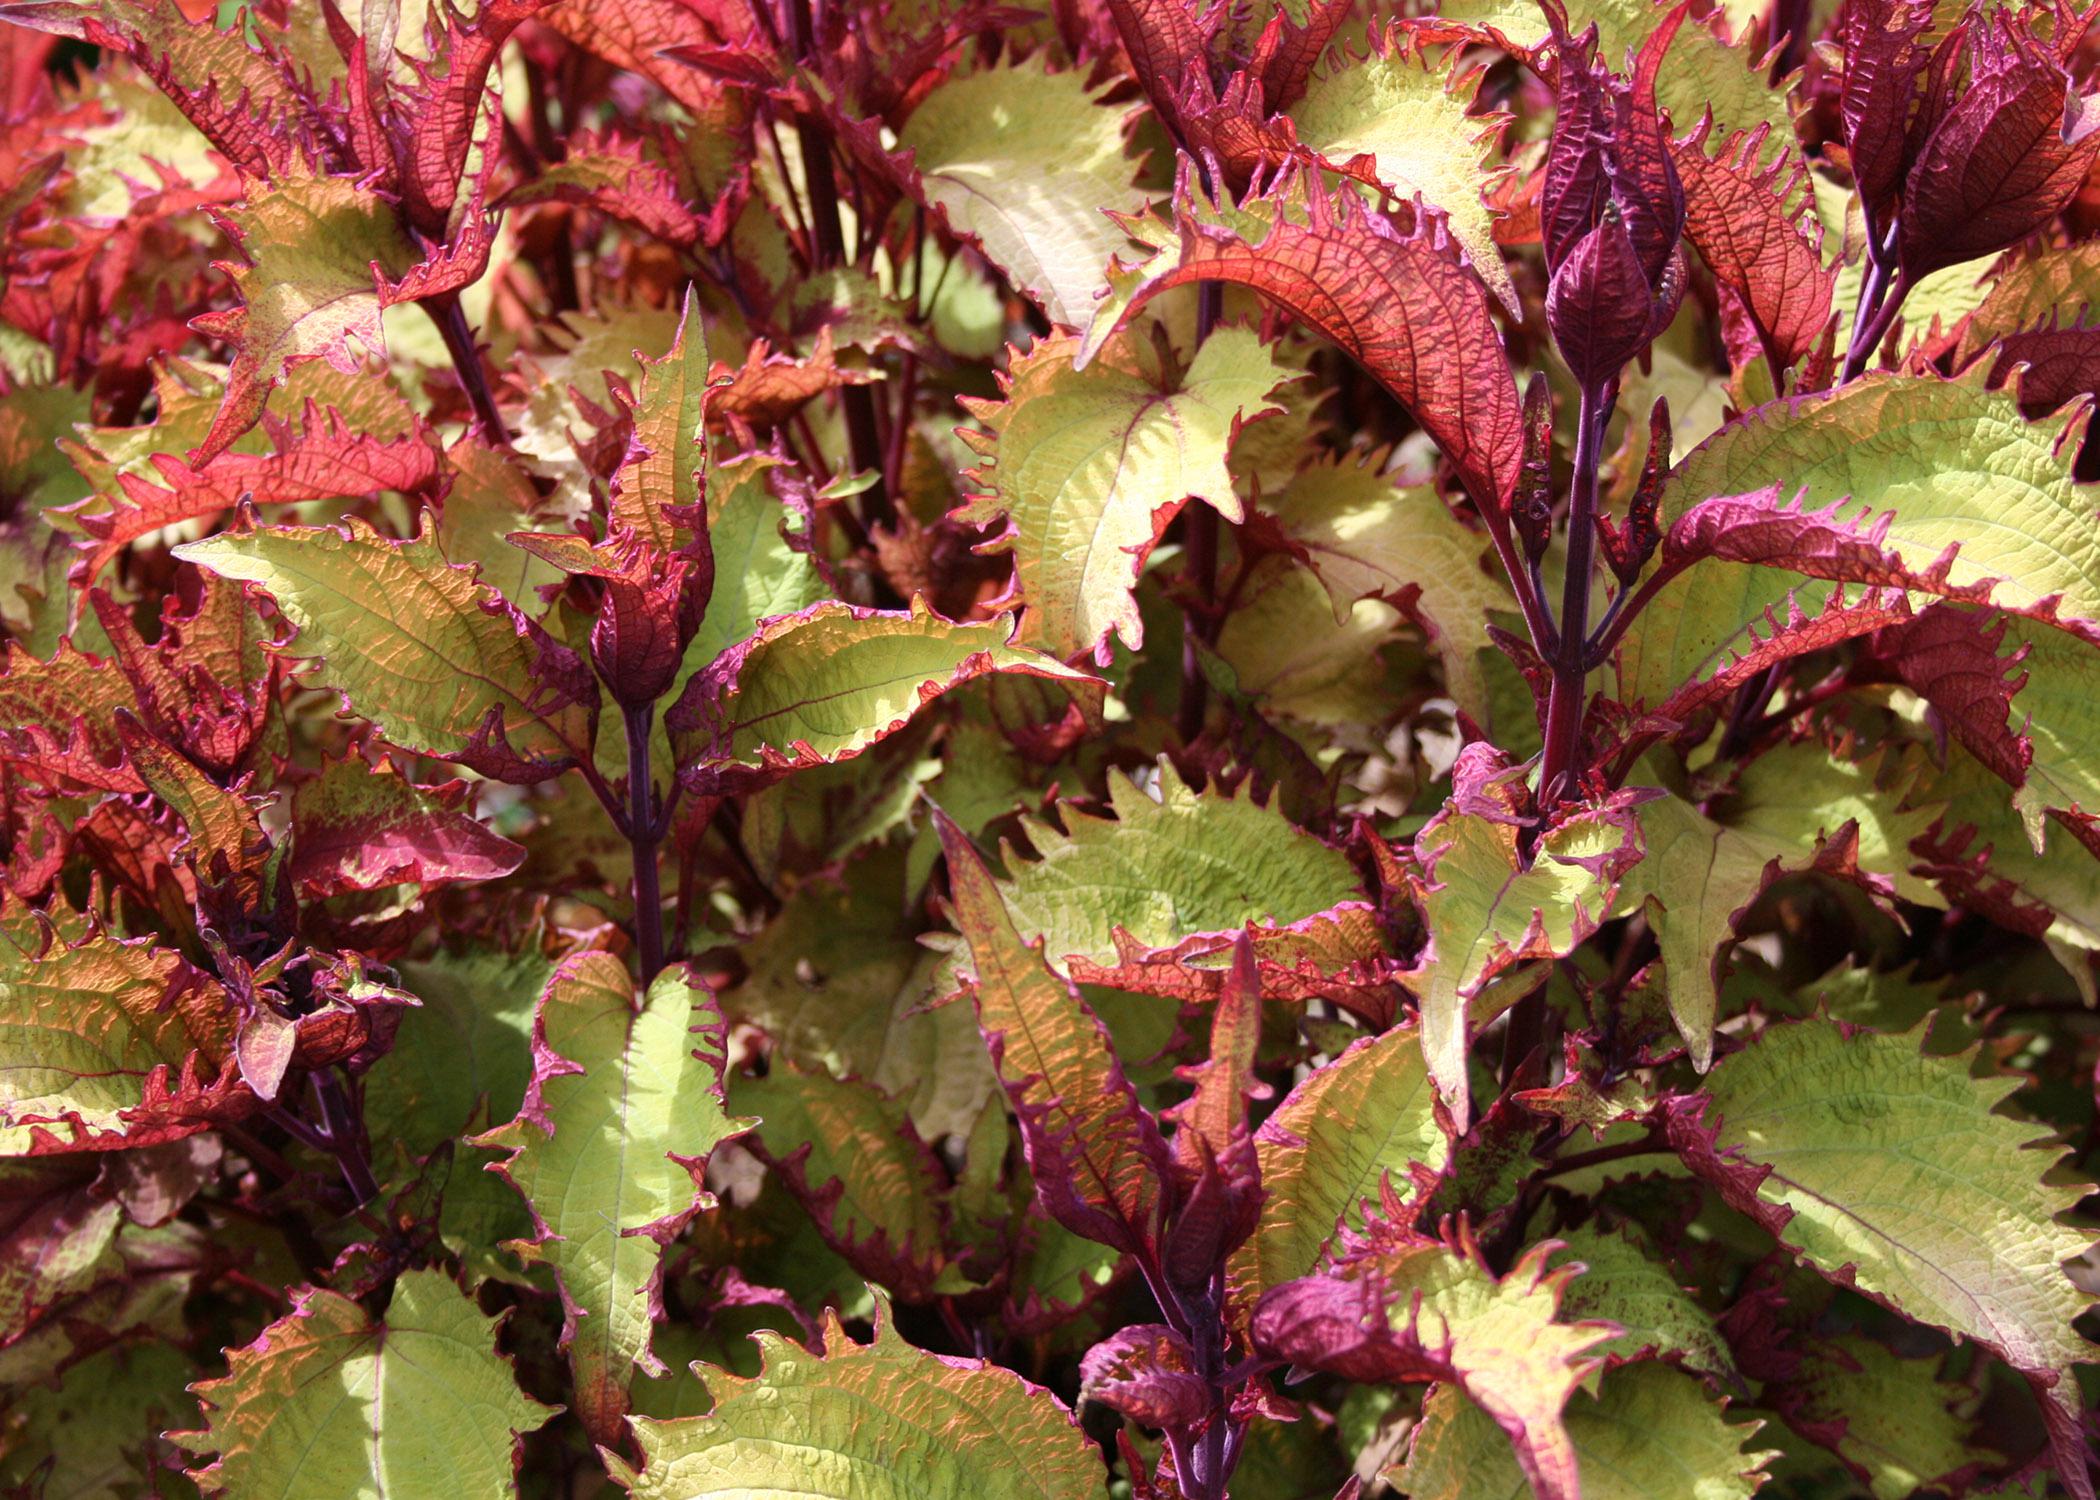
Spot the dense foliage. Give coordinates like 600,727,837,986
0,0,2095,1494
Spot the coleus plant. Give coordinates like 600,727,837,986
0,0,2095,1494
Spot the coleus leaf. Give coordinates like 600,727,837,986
1669,120,1834,375
937,811,1173,1262
1425,0,1794,156
1617,784,1890,1069
478,953,749,1444
1406,754,1648,1121
0,0,310,184
1251,1228,1616,1500
180,1268,555,1497
1227,1023,1449,1309
957,326,1291,661
187,173,414,462
0,922,240,1154
610,287,713,551
895,54,1145,330
499,128,703,247
612,1293,1106,1499
929,758,1370,994
1083,165,1522,515
668,599,1101,797
1766,1332,2002,1500
1614,374,2100,709
286,754,525,899
1959,237,2100,361
1288,29,1518,312
1394,1362,1771,1500
1666,1017,2098,1496
1078,1322,1211,1429
681,453,827,673
0,636,149,793
1551,1222,1737,1386
175,513,594,773
736,1063,954,1301
63,403,442,583
1265,455,1516,725
0,1337,198,1497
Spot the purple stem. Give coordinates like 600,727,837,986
1538,381,1613,805
425,292,508,443
624,702,666,982
1177,274,1227,746
312,1069,379,1205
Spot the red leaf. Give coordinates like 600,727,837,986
1857,605,2033,787
1671,121,1836,374
1088,166,1521,513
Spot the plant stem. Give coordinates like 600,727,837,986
312,1069,379,1205
1538,381,1611,805
425,292,508,442
1177,280,1225,746
624,702,665,982
1839,229,1908,385
1538,1128,1670,1181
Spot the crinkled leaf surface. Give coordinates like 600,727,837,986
958,327,1289,659
480,954,748,1444
735,1064,952,1299
681,454,826,676
1669,1018,2096,1491
0,926,236,1154
898,55,1143,329
1394,1362,1771,1500
1616,377,2100,708
1408,794,1644,1120
1780,1334,2000,1500
1552,1222,1737,1385
1229,1024,1447,1306
938,814,1172,1257
934,759,1367,991
175,516,589,764
1289,38,1515,311
674,600,1099,790
183,1269,554,1499
1253,1236,1613,1500
613,1297,1105,1499
190,174,411,462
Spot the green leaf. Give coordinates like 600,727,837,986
611,288,713,549
1408,791,1645,1121
673,599,1100,790
1230,1024,1448,1306
612,1294,1107,1498
182,1269,555,1499
1615,376,2100,708
681,453,827,675
190,173,412,461
898,55,1144,329
174,514,591,766
722,851,994,1142
1266,456,1514,725
929,759,1368,994
1290,34,1516,311
1619,753,1936,1069
1213,555,1406,726
958,327,1291,660
1552,1222,1738,1386
1962,239,2100,358
1257,1234,1616,1499
0,1338,199,1500
1777,1335,2000,1500
937,813,1172,1257
734,1064,954,1299
1395,1362,1772,1500
479,954,750,1444
0,927,235,1154
1669,1018,2097,1487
